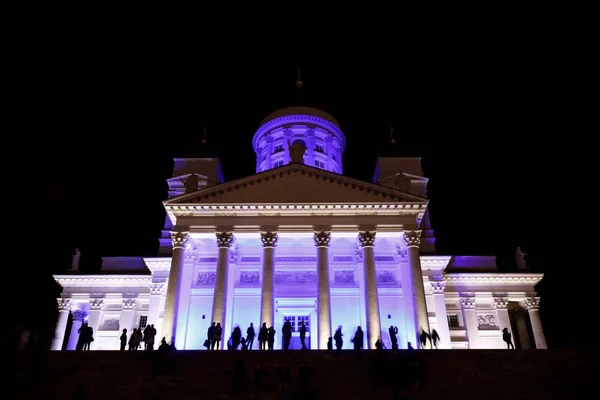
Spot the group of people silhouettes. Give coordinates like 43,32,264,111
118,324,157,351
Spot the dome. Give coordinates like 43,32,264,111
252,106,347,175
259,106,340,128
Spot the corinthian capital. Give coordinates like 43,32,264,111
216,232,234,248
90,299,103,310
459,296,476,309
430,281,446,294
314,231,331,247
523,297,540,311
57,298,72,311
493,297,509,309
357,231,376,248
170,231,190,249
260,231,278,248
402,230,422,248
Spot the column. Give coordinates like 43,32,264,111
265,135,274,169
161,230,190,344
211,231,234,341
430,281,451,349
51,298,71,350
524,297,547,349
402,230,431,348
314,231,332,349
259,231,278,328
325,136,334,171
493,296,511,348
67,308,87,350
306,128,315,166
459,295,478,349
514,308,532,349
358,230,381,349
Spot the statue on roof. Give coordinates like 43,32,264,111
182,173,200,194
288,139,307,163
71,248,81,271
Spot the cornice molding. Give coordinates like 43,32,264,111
165,203,426,217
444,273,543,285
143,258,172,273
54,275,152,288
420,256,452,269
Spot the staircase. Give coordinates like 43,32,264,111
4,349,594,399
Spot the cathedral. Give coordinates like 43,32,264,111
53,105,546,351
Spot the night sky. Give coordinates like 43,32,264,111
21,5,583,347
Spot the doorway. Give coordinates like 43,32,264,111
282,315,311,349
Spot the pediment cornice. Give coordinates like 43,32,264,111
54,275,152,288
165,163,427,206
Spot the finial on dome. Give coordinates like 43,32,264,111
389,127,396,145
201,127,208,145
296,68,303,89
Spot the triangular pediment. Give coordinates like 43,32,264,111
165,164,427,205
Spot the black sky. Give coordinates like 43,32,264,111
25,7,564,274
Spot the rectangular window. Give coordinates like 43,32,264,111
274,160,284,168
447,314,459,328
297,316,310,333
315,144,324,153
273,145,283,153
314,160,325,169
284,316,295,331
139,315,148,329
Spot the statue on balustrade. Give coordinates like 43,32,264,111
71,248,81,271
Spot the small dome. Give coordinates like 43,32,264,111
259,106,340,128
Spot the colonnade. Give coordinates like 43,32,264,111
162,228,430,349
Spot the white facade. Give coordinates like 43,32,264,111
53,107,546,351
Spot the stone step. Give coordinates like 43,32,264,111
4,349,594,399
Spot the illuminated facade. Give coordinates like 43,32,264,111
53,106,546,351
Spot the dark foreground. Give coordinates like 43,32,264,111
1,349,595,399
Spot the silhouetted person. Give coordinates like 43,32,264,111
327,336,333,350
375,337,384,350
119,329,127,351
240,337,248,351
253,364,265,393
352,326,364,350
419,329,431,349
129,328,141,350
407,342,414,350
212,322,222,350
334,326,344,351
297,360,314,395
267,326,276,350
232,358,245,394
389,325,399,350
231,325,242,350
246,322,255,350
258,322,268,350
299,320,307,350
431,329,440,349
144,324,156,351
276,364,291,398
502,327,514,349
282,320,293,350
207,322,215,350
